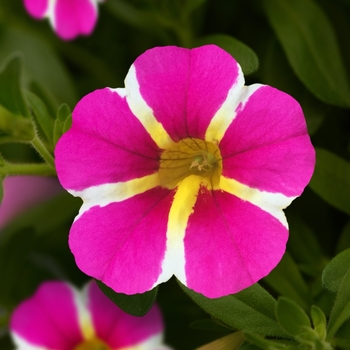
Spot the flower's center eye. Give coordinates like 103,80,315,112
159,138,222,189
74,338,111,350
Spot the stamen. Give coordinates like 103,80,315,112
158,138,222,189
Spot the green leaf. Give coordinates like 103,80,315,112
276,297,311,337
179,281,286,337
309,148,350,215
0,27,77,107
0,54,28,117
336,220,350,254
327,267,350,339
190,319,231,331
263,252,313,311
25,91,55,150
96,280,158,316
195,34,259,75
322,248,350,293
53,103,71,146
196,332,244,350
262,0,350,107
244,331,297,350
287,215,325,275
183,0,207,17
311,305,327,340
260,39,326,135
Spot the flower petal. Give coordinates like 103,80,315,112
55,88,159,192
126,45,242,144
69,187,173,294
87,281,165,348
53,0,98,40
220,85,315,197
10,281,83,350
183,187,288,298
23,0,48,18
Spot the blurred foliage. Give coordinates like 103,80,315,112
0,0,350,349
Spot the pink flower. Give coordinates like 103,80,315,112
55,45,315,298
23,0,105,40
0,176,62,229
10,280,170,349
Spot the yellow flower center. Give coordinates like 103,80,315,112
159,138,222,189
74,338,111,350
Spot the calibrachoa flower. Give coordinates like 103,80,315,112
55,45,315,298
10,280,170,350
23,0,105,40
0,176,62,229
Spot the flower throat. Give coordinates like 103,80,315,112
158,138,222,189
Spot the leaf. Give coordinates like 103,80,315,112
336,220,350,254
322,248,350,293
96,280,158,316
261,39,326,135
25,91,55,150
179,281,286,337
276,297,311,337
190,319,231,331
0,26,77,107
309,148,350,215
244,331,297,350
0,54,28,117
196,332,244,350
53,103,71,146
287,215,325,275
311,305,327,340
195,34,259,75
262,0,350,107
183,0,207,17
263,252,313,311
327,267,350,339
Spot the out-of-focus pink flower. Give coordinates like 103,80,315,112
10,280,170,350
23,0,105,40
0,176,62,229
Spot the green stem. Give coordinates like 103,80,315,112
30,136,55,170
1,162,56,176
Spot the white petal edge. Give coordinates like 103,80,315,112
118,333,172,350
124,64,174,150
205,82,262,143
70,173,160,220
220,176,296,228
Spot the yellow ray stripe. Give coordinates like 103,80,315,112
72,285,95,340
220,176,295,227
205,82,261,143
153,175,202,287
124,65,174,149
71,173,160,218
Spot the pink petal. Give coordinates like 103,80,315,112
129,45,241,141
23,0,48,18
55,88,159,191
10,281,83,349
0,176,62,228
220,85,315,197
184,187,288,298
69,187,173,294
87,281,164,348
54,0,98,40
